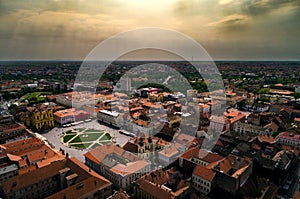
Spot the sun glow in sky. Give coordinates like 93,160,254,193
0,0,299,60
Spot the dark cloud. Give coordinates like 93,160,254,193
239,0,299,16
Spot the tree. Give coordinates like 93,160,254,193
295,92,300,99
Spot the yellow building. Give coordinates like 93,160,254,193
24,109,55,131
148,93,164,102
34,109,54,130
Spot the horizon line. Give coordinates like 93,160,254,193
0,59,300,62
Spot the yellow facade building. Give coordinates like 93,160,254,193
24,109,55,131
148,93,164,102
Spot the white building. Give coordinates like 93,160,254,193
120,76,132,92
276,132,300,150
158,143,185,165
192,165,216,195
97,110,122,128
209,115,230,132
84,144,151,189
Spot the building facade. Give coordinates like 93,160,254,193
1,158,112,199
54,108,89,125
84,144,150,190
192,165,216,195
276,132,300,150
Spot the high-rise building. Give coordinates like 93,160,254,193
120,76,131,92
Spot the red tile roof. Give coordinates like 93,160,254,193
180,147,224,164
3,157,111,197
193,165,216,181
277,132,300,141
258,135,276,144
135,169,189,199
84,144,149,177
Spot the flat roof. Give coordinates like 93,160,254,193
99,110,119,117
0,164,18,175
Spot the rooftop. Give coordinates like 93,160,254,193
180,147,224,164
257,135,276,144
276,132,300,141
213,154,252,179
0,164,18,175
135,168,189,199
99,110,120,117
54,108,89,118
193,165,216,182
0,137,65,174
3,157,111,197
84,144,149,177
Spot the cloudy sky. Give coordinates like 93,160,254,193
0,0,299,60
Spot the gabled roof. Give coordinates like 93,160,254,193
180,147,224,164
3,157,111,196
193,165,216,181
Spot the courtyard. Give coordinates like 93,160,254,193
62,128,112,149
43,119,133,162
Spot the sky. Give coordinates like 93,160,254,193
0,0,299,60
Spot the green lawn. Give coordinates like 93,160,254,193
69,133,103,143
63,134,76,143
85,129,103,133
99,133,112,141
65,130,76,135
18,92,50,103
62,128,112,149
36,96,46,102
90,143,101,149
75,128,86,132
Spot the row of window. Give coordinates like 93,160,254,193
192,182,210,193
192,176,210,186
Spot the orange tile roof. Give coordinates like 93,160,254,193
110,160,149,177
143,102,154,108
132,112,141,118
54,108,88,118
135,169,189,199
1,137,45,155
0,123,25,133
3,157,111,197
6,154,21,162
180,147,224,164
193,165,216,181
215,155,252,178
84,144,148,176
1,137,65,174
258,135,276,144
158,145,180,158
46,176,111,199
134,119,149,127
294,117,300,122
130,107,143,112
